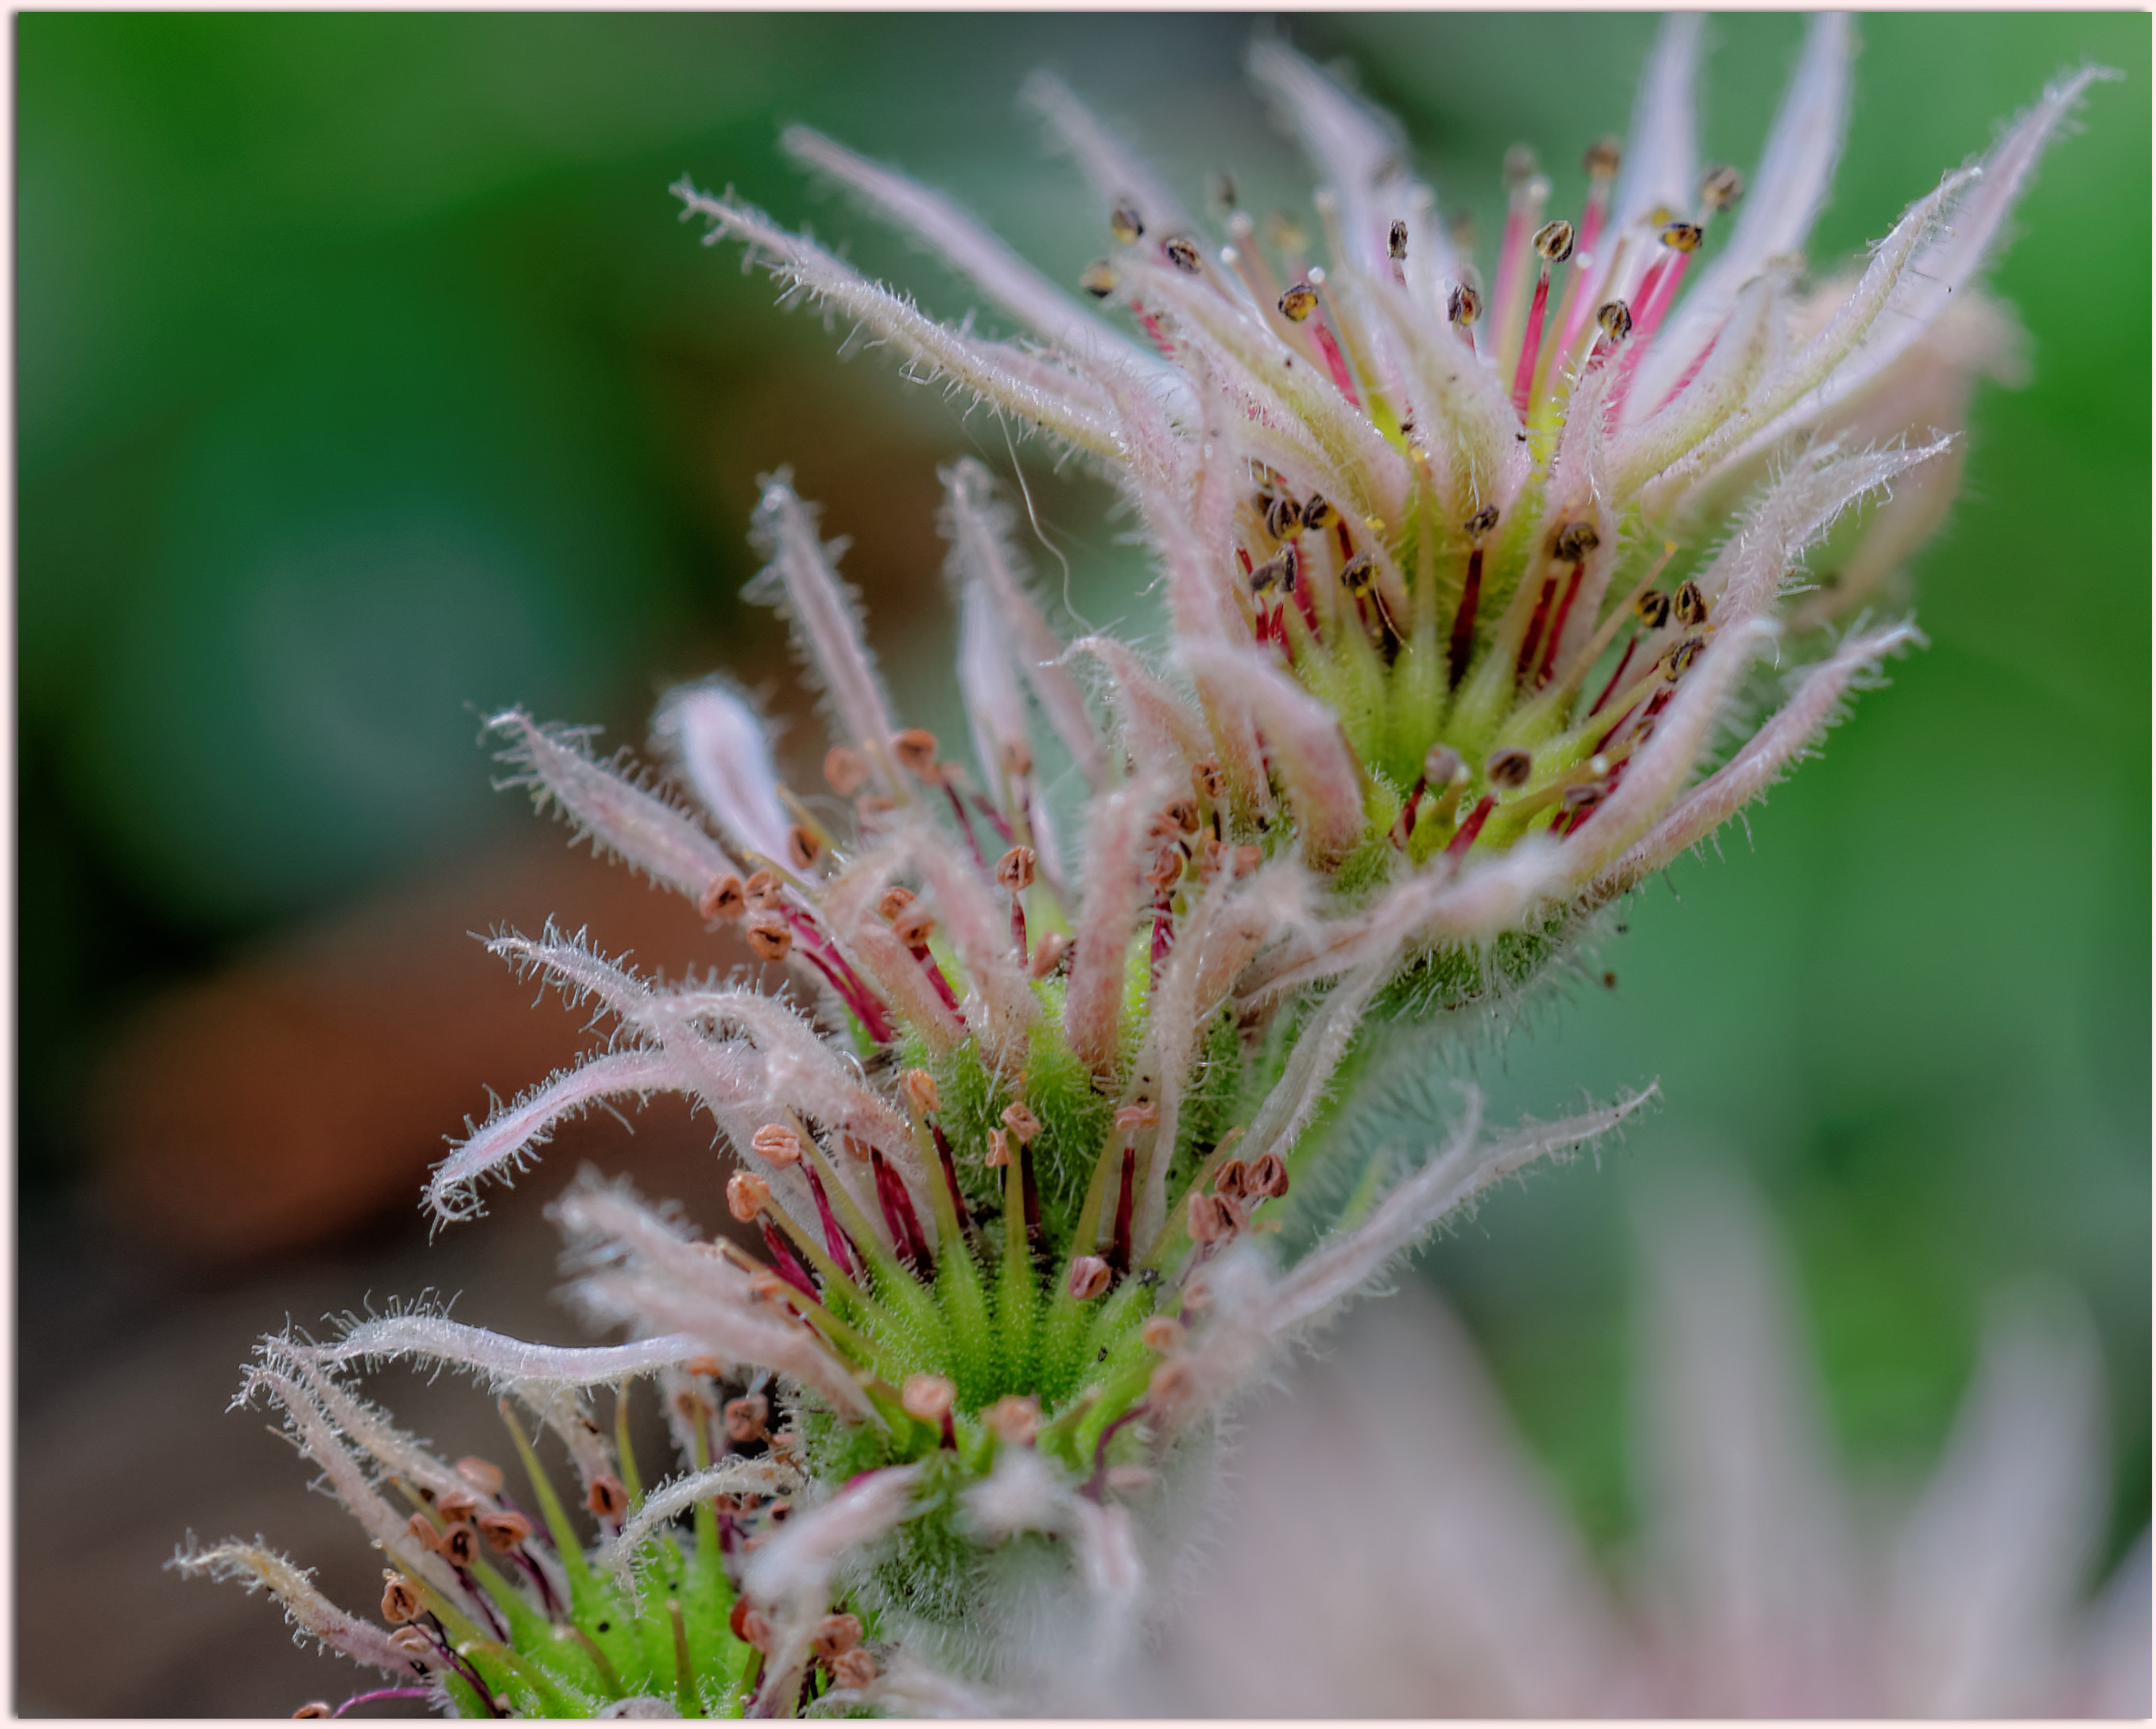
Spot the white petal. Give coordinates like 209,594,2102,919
651,680,792,864
1180,643,1366,868
1022,72,1194,241
1611,14,1704,235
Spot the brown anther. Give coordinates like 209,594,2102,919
743,868,779,907
1596,300,1634,343
381,1572,423,1625
900,1373,956,1426
1278,281,1318,323
1532,219,1576,263
891,902,938,947
1165,797,1200,835
855,793,898,833
1300,494,1336,531
840,1132,872,1164
1068,1255,1113,1301
1447,282,1483,326
727,1171,771,1223
1502,144,1539,190
587,1474,629,1522
1562,782,1603,808
1249,551,1289,599
405,1512,441,1553
1585,135,1623,180
1000,737,1033,778
1141,1315,1186,1355
436,1490,479,1525
1464,503,1499,538
1231,845,1263,878
1634,588,1674,630
1115,1103,1159,1134
1246,1151,1289,1200
455,1456,505,1498
1262,493,1302,540
1210,169,1238,212
1659,219,1704,254
1163,233,1204,273
731,1597,774,1653
1553,521,1600,562
1187,1190,1244,1244
1387,219,1409,261
750,1122,804,1166
440,1522,479,1569
1029,931,1071,979
1699,163,1745,213
1109,201,1145,244
1000,1102,1042,1144
1079,260,1119,300
748,1270,789,1307
477,1510,533,1554
900,1068,940,1116
1665,635,1707,679
1212,1157,1250,1200
724,1394,770,1444
1485,747,1534,792
390,1626,436,1661
786,824,824,871
1147,1357,1197,1408
1673,578,1708,627
1192,759,1226,804
892,727,940,780
700,871,747,922
1144,845,1185,893
983,1393,1042,1445
984,1127,1012,1169
877,885,916,922
1340,553,1377,596
674,1387,714,1427
812,1613,864,1659
746,909,792,963
995,846,1036,893
1424,743,1466,786
822,744,869,796
294,1703,335,1718
830,1648,880,1691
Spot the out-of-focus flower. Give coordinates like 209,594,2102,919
1107,1184,2151,1719
181,20,2111,1717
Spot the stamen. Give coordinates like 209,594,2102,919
759,1223,820,1301
983,1394,1041,1445
1485,747,1534,791
1449,506,1499,688
1536,526,1599,686
1576,136,1622,259
1491,153,1550,374
1510,219,1575,415
1444,793,1497,859
900,1374,957,1448
801,1163,860,1281
1447,281,1482,353
1108,202,1144,245
1301,268,1363,405
1078,260,1118,300
870,1145,931,1279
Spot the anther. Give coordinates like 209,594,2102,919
1464,504,1500,539
477,1510,532,1554
1584,137,1623,180
984,1128,1011,1169
983,1394,1041,1445
436,1490,479,1525
1387,219,1409,261
1665,636,1707,678
1141,1315,1186,1353
1425,743,1466,787
892,727,940,780
405,1511,441,1553
745,910,793,963
786,824,823,871
1163,234,1204,273
877,885,915,922
1029,931,1071,979
587,1475,629,1522
995,846,1036,893
390,1626,436,1661
1299,495,1335,530
1596,300,1634,342
1673,578,1708,626
1486,747,1534,791
1068,1255,1113,1301
1635,588,1674,630
831,1649,880,1691
1212,1157,1249,1200
1079,261,1119,300
684,1354,723,1378
1187,1189,1245,1244
1246,1151,1289,1199
822,745,868,795
1263,493,1303,539
752,1123,804,1166
1533,219,1576,263
700,872,746,922
381,1572,422,1625
1340,552,1377,595
900,1373,956,1427
727,1172,770,1223
440,1522,479,1569
891,902,937,947
1000,738,1033,778
724,1394,770,1443
1699,164,1745,214
1447,283,1483,325
1115,1103,1159,1133
1165,797,1200,835
293,1704,334,1718
1659,220,1704,254
743,868,779,907
1277,281,1318,323
1001,1102,1042,1143
731,1598,774,1653
455,1456,505,1498
1108,202,1145,245
1209,170,1238,212
900,1068,940,1116
812,1614,864,1660
1553,521,1600,562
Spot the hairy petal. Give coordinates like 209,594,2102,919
319,1314,706,1391
652,680,793,864
1064,773,1178,1076
1022,72,1194,240
1068,636,1213,778
170,1542,413,1677
1181,644,1366,868
601,1458,802,1599
1611,14,1704,235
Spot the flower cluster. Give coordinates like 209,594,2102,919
180,19,2101,1719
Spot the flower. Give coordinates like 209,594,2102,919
1099,1183,2150,1718
181,21,2107,1717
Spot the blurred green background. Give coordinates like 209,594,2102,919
19,2,2148,1630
